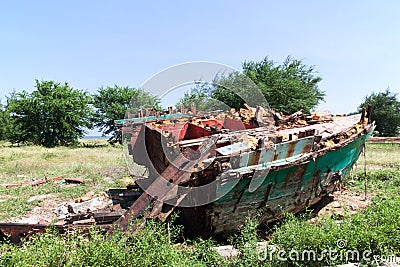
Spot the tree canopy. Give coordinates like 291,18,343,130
176,81,226,112
358,89,400,137
0,101,10,141
92,85,159,143
178,56,325,114
7,80,93,147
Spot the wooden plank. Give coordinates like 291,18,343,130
367,137,400,144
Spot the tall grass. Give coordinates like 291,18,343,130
363,143,400,169
0,219,223,266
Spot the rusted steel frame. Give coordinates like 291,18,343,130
1,175,65,188
3,179,47,188
106,189,142,199
93,211,125,224
111,135,219,234
0,223,50,243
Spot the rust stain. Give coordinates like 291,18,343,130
286,141,296,158
249,151,261,166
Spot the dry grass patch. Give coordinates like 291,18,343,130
0,139,130,220
363,143,400,169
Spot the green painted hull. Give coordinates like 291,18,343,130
120,108,375,237
179,128,373,236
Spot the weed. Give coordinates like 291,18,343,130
0,218,224,266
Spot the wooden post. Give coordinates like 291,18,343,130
190,103,196,115
361,107,366,124
363,144,367,201
366,105,373,124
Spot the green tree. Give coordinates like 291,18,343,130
178,56,325,114
92,86,160,143
0,101,10,140
7,80,93,147
242,56,324,114
358,89,400,137
176,81,225,112
212,71,270,111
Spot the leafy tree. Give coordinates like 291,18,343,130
358,89,400,137
212,71,270,111
178,56,325,114
0,101,10,141
176,81,226,112
7,80,93,147
92,86,160,143
242,56,324,114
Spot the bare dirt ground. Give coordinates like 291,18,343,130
310,188,372,223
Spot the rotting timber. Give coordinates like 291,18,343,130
113,104,375,236
0,104,375,242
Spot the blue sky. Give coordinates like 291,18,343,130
1,1,399,115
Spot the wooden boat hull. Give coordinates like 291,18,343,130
176,128,372,236
118,107,375,237
0,107,375,242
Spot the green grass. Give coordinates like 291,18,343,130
363,143,400,169
0,141,126,184
0,139,129,220
267,183,400,266
0,142,399,266
0,219,222,267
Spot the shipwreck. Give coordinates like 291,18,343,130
0,104,375,241
113,104,375,236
